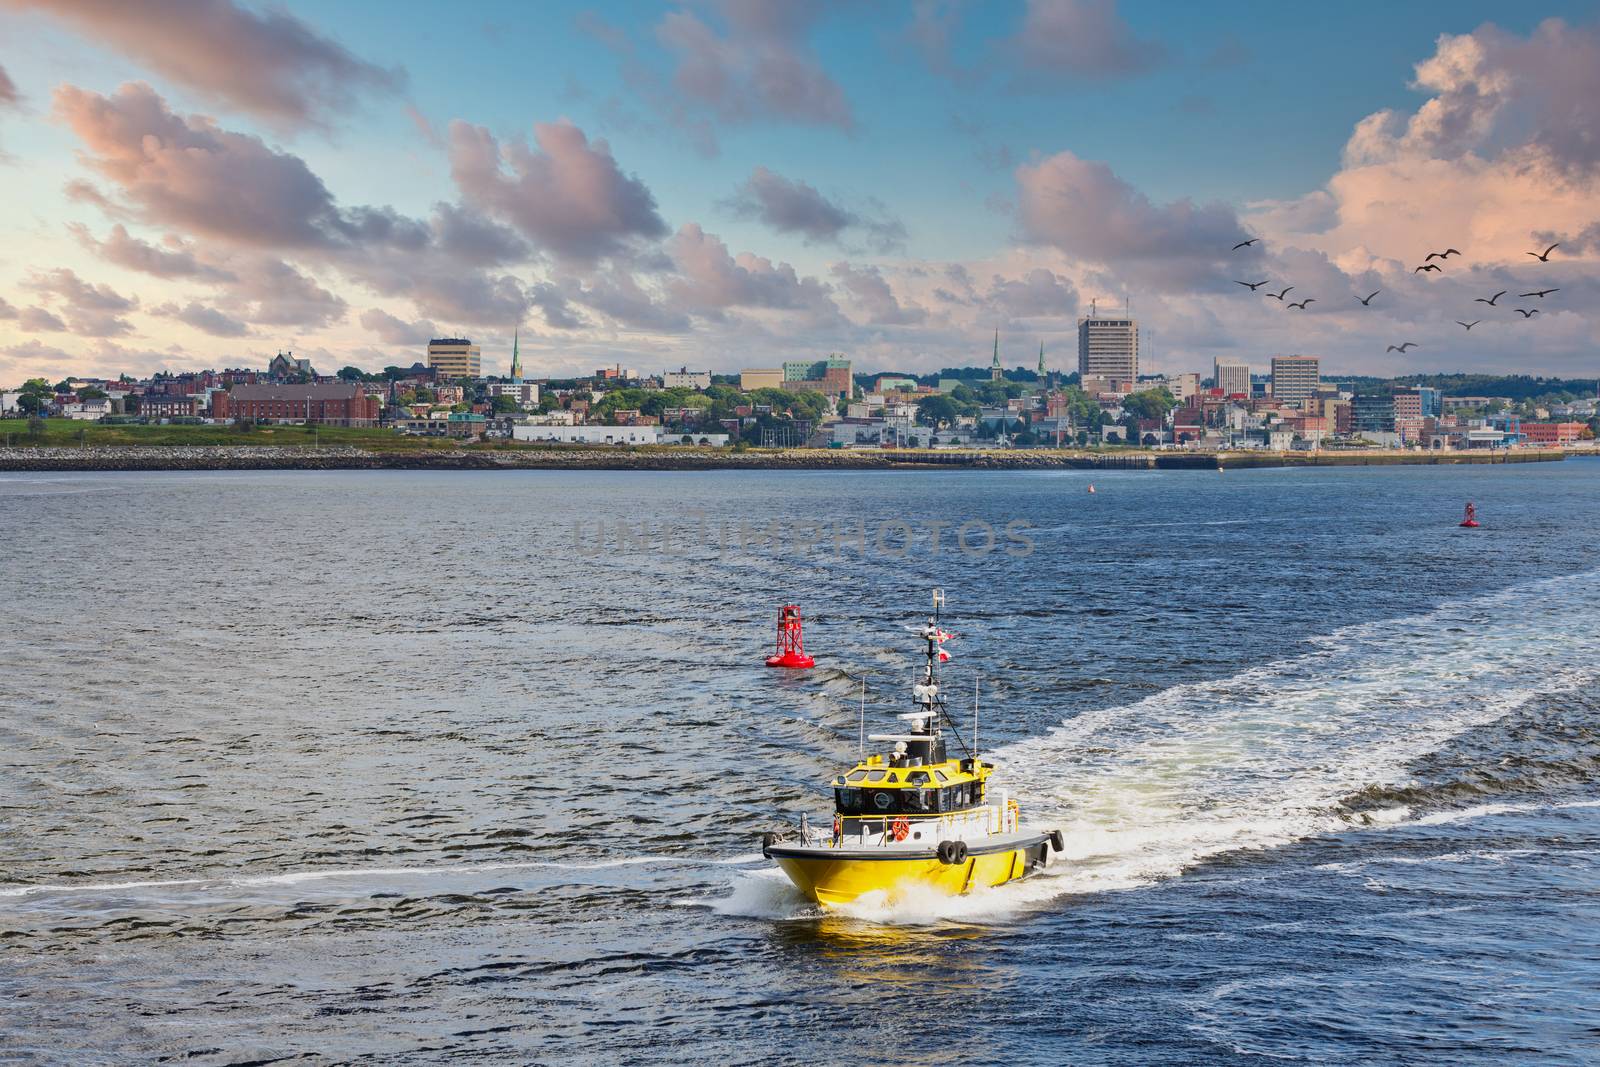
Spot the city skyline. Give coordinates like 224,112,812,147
1,0,1597,384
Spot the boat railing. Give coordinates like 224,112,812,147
801,803,1019,848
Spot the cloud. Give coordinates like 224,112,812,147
830,263,926,325
221,257,346,328
54,82,348,247
448,119,667,265
430,202,528,266
1248,19,1600,278
0,62,18,106
0,294,16,319
529,282,585,330
358,307,437,346
69,223,237,281
724,166,906,251
570,267,690,333
985,268,1079,318
656,1,853,130
19,307,68,332
666,223,839,321
1015,150,1241,290
20,267,139,336
1343,20,1600,173
1007,0,1165,82
5,0,403,127
152,300,250,337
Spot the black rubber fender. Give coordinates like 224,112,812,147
937,840,969,865
1048,829,1065,853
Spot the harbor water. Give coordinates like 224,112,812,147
3,463,1599,1064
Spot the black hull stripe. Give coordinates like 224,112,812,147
767,833,1050,862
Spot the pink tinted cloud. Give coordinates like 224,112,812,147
5,0,402,127
666,223,838,321
1015,151,1241,291
54,82,343,247
449,119,666,265
656,1,853,130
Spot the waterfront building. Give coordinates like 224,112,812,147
1521,422,1588,444
740,368,784,391
141,394,201,421
512,423,730,446
427,338,481,379
781,356,852,399
213,383,381,426
1351,393,1396,434
1270,356,1320,408
1077,313,1138,382
664,367,712,390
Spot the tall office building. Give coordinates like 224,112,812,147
1077,315,1138,382
428,337,482,379
1214,359,1250,397
1270,355,1320,407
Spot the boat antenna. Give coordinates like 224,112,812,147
973,676,979,759
858,677,866,757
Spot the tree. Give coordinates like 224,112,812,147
337,366,367,382
26,415,46,438
16,393,42,414
1121,387,1176,422
915,394,961,429
490,394,520,414
76,386,108,400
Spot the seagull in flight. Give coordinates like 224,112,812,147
1269,286,1294,301
1356,290,1381,306
1414,263,1442,273
1527,243,1560,262
1513,308,1541,318
1231,238,1260,251
1287,299,1315,309
1475,290,1507,306
1424,248,1462,261
1456,320,1481,330
1519,288,1560,298
1386,342,1419,353
1235,279,1269,291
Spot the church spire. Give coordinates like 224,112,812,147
990,328,1003,381
1038,340,1045,377
510,327,522,382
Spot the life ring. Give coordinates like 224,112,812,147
890,817,910,842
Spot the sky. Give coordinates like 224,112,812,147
1,0,1597,384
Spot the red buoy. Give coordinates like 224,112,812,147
1460,501,1480,528
765,604,815,668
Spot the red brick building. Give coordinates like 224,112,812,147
214,383,380,426
142,394,201,420
1521,421,1588,444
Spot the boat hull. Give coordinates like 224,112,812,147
767,834,1051,907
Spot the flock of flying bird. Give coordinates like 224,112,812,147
1229,237,1563,355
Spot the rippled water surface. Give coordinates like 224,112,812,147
3,463,1599,1065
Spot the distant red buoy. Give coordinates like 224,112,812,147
765,604,815,668
1460,501,1480,528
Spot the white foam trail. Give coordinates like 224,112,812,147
0,853,740,902
719,566,1600,925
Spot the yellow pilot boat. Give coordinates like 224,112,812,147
762,592,1064,907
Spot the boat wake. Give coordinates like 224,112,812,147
715,566,1600,925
